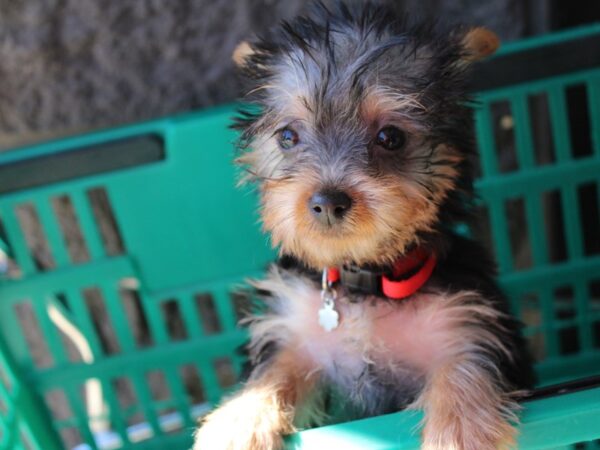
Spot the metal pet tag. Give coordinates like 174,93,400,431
318,296,339,332
319,269,340,332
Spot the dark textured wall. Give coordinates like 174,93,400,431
0,0,527,149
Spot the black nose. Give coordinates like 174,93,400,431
309,190,352,226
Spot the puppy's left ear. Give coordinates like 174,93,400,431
460,27,500,63
232,41,255,67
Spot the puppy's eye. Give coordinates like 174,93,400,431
375,126,407,151
277,127,299,150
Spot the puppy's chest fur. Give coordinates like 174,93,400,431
249,269,484,416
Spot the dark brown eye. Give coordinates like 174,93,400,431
278,127,299,150
375,126,407,151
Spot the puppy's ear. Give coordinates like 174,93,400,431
232,41,255,67
461,27,500,62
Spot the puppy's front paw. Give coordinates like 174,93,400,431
193,416,283,450
192,390,289,450
421,414,517,450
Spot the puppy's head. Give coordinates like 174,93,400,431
233,2,498,269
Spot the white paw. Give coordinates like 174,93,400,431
192,392,287,450
193,416,283,450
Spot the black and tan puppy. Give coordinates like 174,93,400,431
194,2,533,449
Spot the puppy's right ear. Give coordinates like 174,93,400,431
232,41,255,67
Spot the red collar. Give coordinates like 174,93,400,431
326,248,437,300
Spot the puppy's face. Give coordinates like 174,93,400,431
235,4,498,269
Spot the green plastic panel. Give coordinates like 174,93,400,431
473,24,600,386
0,24,598,450
290,387,600,449
0,106,274,450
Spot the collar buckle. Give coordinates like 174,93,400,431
340,264,384,295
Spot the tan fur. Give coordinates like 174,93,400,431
461,27,500,62
193,349,318,450
415,358,519,450
232,41,254,67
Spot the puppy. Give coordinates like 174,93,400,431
194,2,534,449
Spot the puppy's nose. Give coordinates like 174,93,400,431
309,190,352,226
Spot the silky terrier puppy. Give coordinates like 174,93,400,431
194,2,534,449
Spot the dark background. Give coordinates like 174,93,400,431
0,0,599,150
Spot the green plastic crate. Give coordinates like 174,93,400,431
0,24,599,450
